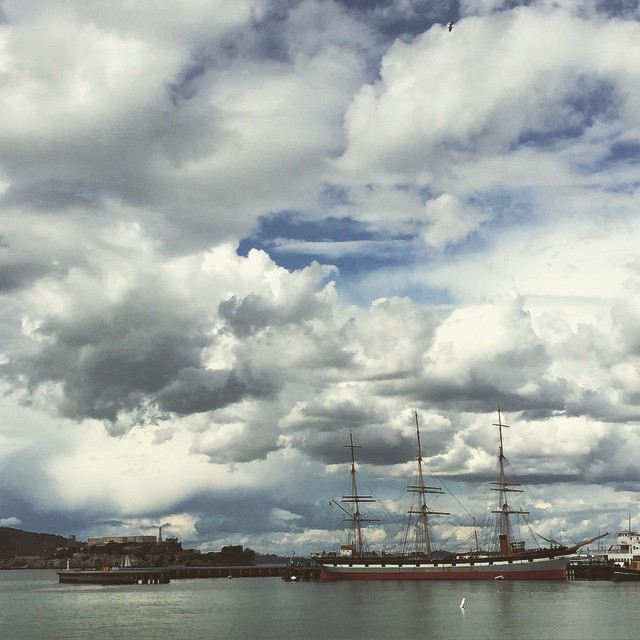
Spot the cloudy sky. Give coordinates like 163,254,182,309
1,0,640,557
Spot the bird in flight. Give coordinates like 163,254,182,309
447,21,455,32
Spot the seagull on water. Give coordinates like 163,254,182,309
460,597,466,609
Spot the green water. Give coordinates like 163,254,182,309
0,570,636,639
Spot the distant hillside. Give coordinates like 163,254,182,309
0,527,71,557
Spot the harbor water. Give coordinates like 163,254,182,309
1,569,637,640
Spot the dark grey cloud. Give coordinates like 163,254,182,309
158,368,250,415
414,378,569,416
193,497,284,539
178,483,335,543
219,290,330,337
191,405,289,463
0,260,59,293
2,184,97,211
282,400,416,465
4,275,266,423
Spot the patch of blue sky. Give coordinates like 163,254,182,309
237,211,418,274
573,137,640,176
250,4,297,63
594,0,640,18
515,79,619,151
375,6,459,40
168,58,208,105
348,268,455,307
337,0,459,34
320,183,351,207
239,184,533,272
607,140,640,164
516,126,589,150
237,211,476,309
418,184,439,201
569,78,619,121
469,188,536,230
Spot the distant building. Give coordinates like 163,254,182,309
87,535,157,546
65,535,83,549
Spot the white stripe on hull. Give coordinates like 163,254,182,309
318,556,570,581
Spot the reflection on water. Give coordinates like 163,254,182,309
1,570,639,640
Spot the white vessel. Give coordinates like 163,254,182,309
590,520,640,566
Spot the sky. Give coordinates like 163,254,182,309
1,0,640,557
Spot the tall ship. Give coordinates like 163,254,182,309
312,410,605,581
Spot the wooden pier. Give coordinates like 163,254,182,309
58,564,317,585
168,565,288,580
58,567,171,585
566,560,615,580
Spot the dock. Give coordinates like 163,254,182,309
168,565,288,579
566,559,615,580
58,567,171,585
58,564,318,585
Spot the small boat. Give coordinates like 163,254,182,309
312,410,605,581
613,567,640,582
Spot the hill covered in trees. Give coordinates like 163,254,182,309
0,527,72,558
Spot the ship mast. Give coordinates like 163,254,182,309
405,411,449,559
490,409,529,556
339,431,378,557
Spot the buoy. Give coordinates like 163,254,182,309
459,597,466,609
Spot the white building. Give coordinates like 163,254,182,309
87,535,158,546
590,528,640,566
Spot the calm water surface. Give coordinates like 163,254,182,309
1,570,637,639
